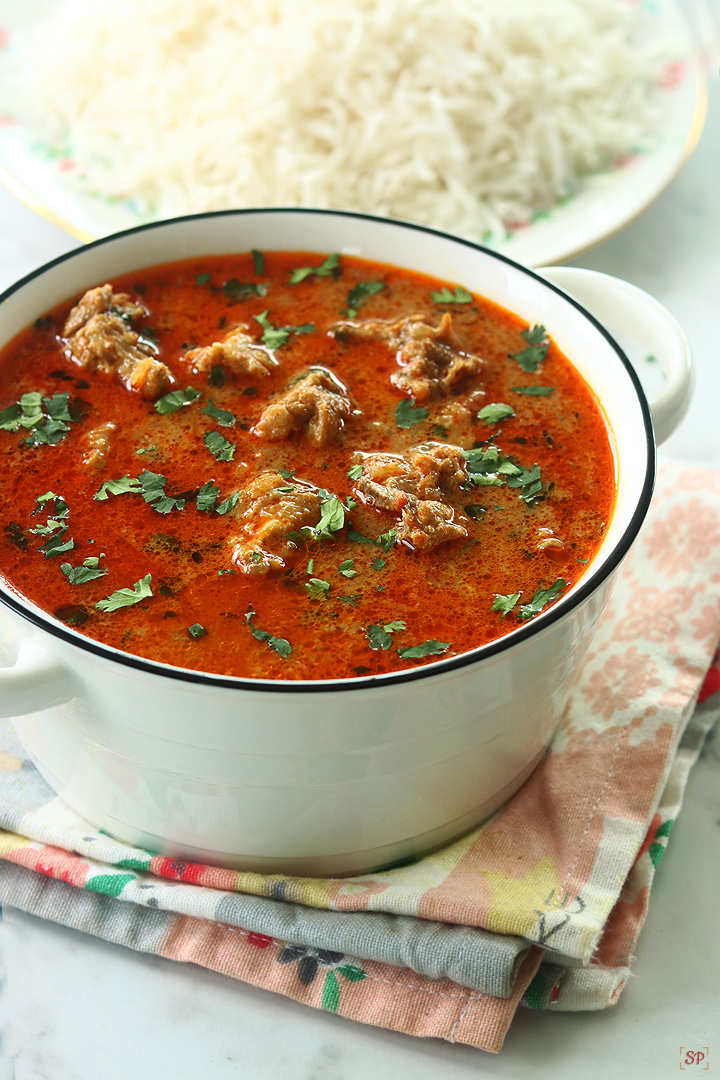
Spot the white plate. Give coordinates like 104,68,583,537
0,0,708,265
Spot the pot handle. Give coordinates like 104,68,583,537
540,266,694,445
0,643,77,718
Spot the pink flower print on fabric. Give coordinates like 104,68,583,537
581,647,661,722
643,499,720,578
611,579,694,646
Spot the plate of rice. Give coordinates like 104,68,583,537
0,0,708,265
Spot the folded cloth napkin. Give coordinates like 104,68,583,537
1,459,719,1052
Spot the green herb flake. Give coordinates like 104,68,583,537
289,253,340,284
338,594,362,605
464,504,486,520
477,403,515,424
370,557,385,571
208,365,225,387
251,250,265,275
377,529,397,553
95,476,142,501
95,573,153,613
245,606,292,658
1,390,76,445
202,401,236,426
195,272,211,286
347,523,373,545
136,445,158,456
196,480,220,512
305,577,331,601
431,424,449,439
578,556,590,564
39,531,75,559
397,640,450,660
347,463,363,481
509,325,549,373
492,592,521,617
188,623,207,639
60,557,108,585
306,559,315,574
204,430,236,461
278,469,295,480
338,559,357,579
519,578,567,620
254,310,315,350
222,278,268,301
511,386,555,396
345,281,385,318
505,463,543,505
218,568,236,576
430,286,473,305
365,624,392,651
396,398,430,429
216,491,240,515
154,386,201,415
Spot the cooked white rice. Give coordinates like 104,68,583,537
15,0,663,241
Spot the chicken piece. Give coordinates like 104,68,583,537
254,368,353,446
82,421,116,469
336,313,482,402
230,471,323,576
398,499,468,552
183,326,277,378
62,285,172,400
353,443,467,511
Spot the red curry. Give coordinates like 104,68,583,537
0,251,615,680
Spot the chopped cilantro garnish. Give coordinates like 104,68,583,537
254,310,315,350
95,476,142,501
397,640,450,659
252,249,265,275
511,386,555,396
218,568,236,576
305,577,330,601
377,529,397,552
396,398,429,428
464,504,486,520
138,470,186,514
289,253,340,284
155,386,201,415
278,468,295,480
431,424,449,439
578,556,590,564
195,272,211,286
204,430,236,461
306,558,314,574
477,403,515,424
492,592,521,617
509,325,549,373
39,530,74,559
216,491,240,515
0,390,76,445
347,523,373,545
136,445,158,456
338,559,357,578
338,594,362,604
365,621,406,651
430,286,473,304
289,495,345,546
519,579,566,619
95,574,152,613
188,623,207,639
505,463,543,505
60,556,108,585
345,281,385,318
370,557,385,571
196,480,220,512
202,401,236,426
347,463,363,481
245,605,292,657
222,279,268,301
208,365,225,387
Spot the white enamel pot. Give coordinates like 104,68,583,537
0,210,693,876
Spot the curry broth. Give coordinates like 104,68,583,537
0,252,615,679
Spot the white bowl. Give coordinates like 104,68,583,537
0,210,693,875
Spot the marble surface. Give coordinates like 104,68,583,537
1,77,720,1080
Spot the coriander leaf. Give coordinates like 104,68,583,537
223,278,268,301
202,401,236,426
578,556,590,564
464,504,486,520
306,558,314,574
0,403,21,430
208,364,225,387
384,620,406,633
345,281,385,318
151,495,186,515
188,623,207,639
138,470,185,514
346,496,357,510
218,568,236,576
136,445,158,456
23,418,71,446
509,325,549,373
492,592,521,617
252,249,264,275
505,462,543,504
511,386,555,396
365,624,393,650
204,430,236,461
431,424,448,439
396,398,429,429
338,559,357,579
195,272,211,286
43,393,72,423
289,253,340,284
245,606,292,657
347,523,373,545
278,469,295,480
315,496,345,539
39,530,74,559
347,463,363,481
477,403,515,424
254,310,288,349
155,386,201,415
95,573,153,613
519,578,566,620
338,594,362,604
397,640,450,659
305,577,330,601
216,491,240,515
377,529,397,552
370,557,385,571
430,286,473,304
197,480,220,512
95,476,142,501
60,559,108,585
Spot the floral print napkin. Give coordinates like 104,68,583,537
1,459,719,1053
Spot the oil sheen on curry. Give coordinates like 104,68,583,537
0,252,616,680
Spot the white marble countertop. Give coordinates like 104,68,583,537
1,77,719,1080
